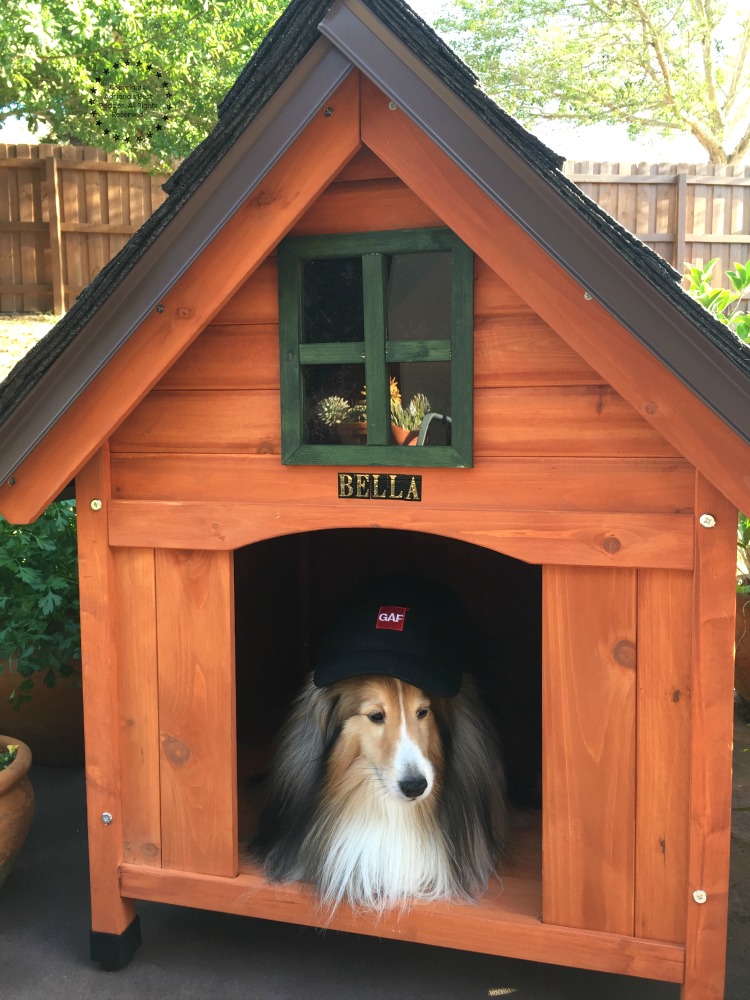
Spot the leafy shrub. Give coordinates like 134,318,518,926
684,258,750,345
0,501,80,709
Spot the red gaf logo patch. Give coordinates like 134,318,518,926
376,606,409,631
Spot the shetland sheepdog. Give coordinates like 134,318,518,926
252,670,508,910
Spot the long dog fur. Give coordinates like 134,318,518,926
252,672,508,910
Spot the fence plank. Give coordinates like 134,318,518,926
45,157,65,314
675,171,688,271
84,146,107,287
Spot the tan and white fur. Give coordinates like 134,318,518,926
252,673,508,910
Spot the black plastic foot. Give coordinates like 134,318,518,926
90,915,142,970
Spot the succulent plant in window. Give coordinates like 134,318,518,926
390,391,431,431
316,393,367,428
316,395,357,426
316,377,428,438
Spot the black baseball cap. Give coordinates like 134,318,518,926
313,574,472,697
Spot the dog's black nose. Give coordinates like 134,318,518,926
399,775,428,799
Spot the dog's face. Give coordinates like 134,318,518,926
326,676,443,804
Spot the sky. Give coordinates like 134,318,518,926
0,0,715,165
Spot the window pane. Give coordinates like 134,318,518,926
303,363,367,445
387,252,452,342
388,362,452,447
302,258,364,344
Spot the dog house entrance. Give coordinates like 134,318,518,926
233,528,542,921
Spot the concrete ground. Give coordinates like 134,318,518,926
2,708,749,1000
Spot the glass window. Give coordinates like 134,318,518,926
278,228,473,467
302,258,364,344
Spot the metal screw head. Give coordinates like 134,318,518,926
101,812,113,826
699,513,716,528
156,304,165,313
324,106,333,117
7,477,16,486
583,291,594,301
692,889,707,904
90,499,103,511
388,100,398,111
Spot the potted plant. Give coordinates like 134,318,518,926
0,500,83,765
390,390,431,446
316,377,431,445
0,737,34,891
316,394,368,443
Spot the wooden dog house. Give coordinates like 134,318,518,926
0,1,748,996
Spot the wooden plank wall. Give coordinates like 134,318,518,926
155,549,237,876
543,566,638,936
543,564,693,942
0,144,168,313
111,148,690,522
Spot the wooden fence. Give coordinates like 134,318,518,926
562,161,750,301
0,146,749,314
0,144,169,314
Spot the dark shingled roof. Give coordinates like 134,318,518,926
1,0,749,438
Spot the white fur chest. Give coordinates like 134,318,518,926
312,786,453,910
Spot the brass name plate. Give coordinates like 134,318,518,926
338,473,422,502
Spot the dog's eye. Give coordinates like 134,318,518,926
416,707,430,719
367,711,385,724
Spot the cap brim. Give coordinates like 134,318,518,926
314,648,462,697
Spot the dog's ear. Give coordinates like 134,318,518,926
252,675,342,880
434,677,509,897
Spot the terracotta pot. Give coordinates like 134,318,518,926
336,421,368,445
0,737,34,891
736,594,750,705
391,424,418,446
0,660,84,767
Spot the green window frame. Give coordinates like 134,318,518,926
278,227,474,467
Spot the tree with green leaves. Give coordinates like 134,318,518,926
0,0,291,170
436,1,750,164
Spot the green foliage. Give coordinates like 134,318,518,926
739,513,750,593
436,1,750,164
0,743,19,772
684,258,750,345
0,1,291,170
0,500,80,709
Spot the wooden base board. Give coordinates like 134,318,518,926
119,818,684,985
